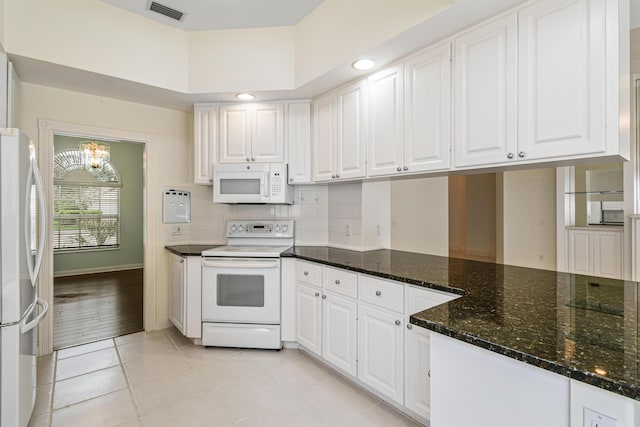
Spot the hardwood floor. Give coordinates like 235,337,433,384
53,269,143,350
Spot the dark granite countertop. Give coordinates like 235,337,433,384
165,244,222,256
283,246,640,401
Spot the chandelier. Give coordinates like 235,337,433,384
79,141,110,169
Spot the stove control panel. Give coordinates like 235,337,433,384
226,220,294,238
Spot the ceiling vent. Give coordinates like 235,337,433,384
148,1,185,21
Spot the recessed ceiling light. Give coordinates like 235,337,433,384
352,59,376,71
236,93,255,101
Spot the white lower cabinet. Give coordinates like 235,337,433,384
404,285,459,421
357,302,404,404
567,227,623,279
291,260,459,421
322,292,358,376
295,282,322,356
168,253,202,339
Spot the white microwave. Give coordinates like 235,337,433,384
213,163,293,204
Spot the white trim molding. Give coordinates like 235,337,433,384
37,119,157,356
630,215,640,281
53,263,144,278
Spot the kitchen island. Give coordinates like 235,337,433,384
282,246,640,426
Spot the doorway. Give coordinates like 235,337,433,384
448,173,497,262
37,119,158,356
52,136,144,349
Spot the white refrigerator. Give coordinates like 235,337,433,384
0,128,49,427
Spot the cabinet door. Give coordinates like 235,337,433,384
358,303,404,404
406,325,430,419
287,103,312,184
168,253,186,335
567,229,593,275
296,282,322,356
193,104,217,184
592,230,623,279
453,14,518,167
518,0,606,160
252,103,285,163
322,293,357,377
219,104,251,163
367,65,404,177
312,94,337,182
336,81,367,180
404,43,451,173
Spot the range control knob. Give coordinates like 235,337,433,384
282,224,289,232
238,225,244,232
231,225,237,233
275,225,282,232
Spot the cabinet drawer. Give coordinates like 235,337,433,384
296,261,322,287
323,267,357,298
359,275,404,314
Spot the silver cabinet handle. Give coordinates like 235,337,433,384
375,291,381,296
209,178,213,183
246,157,250,162
331,174,336,179
315,292,320,297
403,166,408,171
396,166,402,172
304,271,309,276
406,324,413,330
518,151,526,158
335,174,340,179
428,370,431,378
322,295,327,299
395,320,401,326
289,178,293,182
251,157,255,161
507,153,514,159
179,259,184,264
335,279,340,285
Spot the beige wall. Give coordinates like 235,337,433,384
631,28,640,74
17,82,233,330
390,176,449,256
500,168,557,270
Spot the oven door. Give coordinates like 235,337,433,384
202,257,280,323
213,168,270,204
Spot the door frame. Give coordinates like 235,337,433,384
37,119,157,355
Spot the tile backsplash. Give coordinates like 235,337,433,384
174,183,370,251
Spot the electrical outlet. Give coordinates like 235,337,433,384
171,225,182,235
345,224,352,236
584,408,616,427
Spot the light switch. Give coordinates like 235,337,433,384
584,408,616,427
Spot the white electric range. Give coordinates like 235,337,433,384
201,220,294,349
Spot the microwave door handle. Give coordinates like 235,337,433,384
262,176,269,198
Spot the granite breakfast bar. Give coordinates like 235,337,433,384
282,246,640,426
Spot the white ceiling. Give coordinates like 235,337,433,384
98,0,326,31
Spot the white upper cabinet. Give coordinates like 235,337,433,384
367,43,452,178
517,0,606,160
404,42,452,173
219,103,284,164
367,65,404,176
287,102,312,184
313,81,367,182
453,13,518,168
193,103,218,184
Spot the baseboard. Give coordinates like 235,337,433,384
54,263,144,278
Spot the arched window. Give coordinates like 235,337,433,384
53,149,122,251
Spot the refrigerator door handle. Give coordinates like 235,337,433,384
25,154,47,286
21,298,48,334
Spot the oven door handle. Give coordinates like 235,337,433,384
202,258,280,269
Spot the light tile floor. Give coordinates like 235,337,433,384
28,328,423,427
